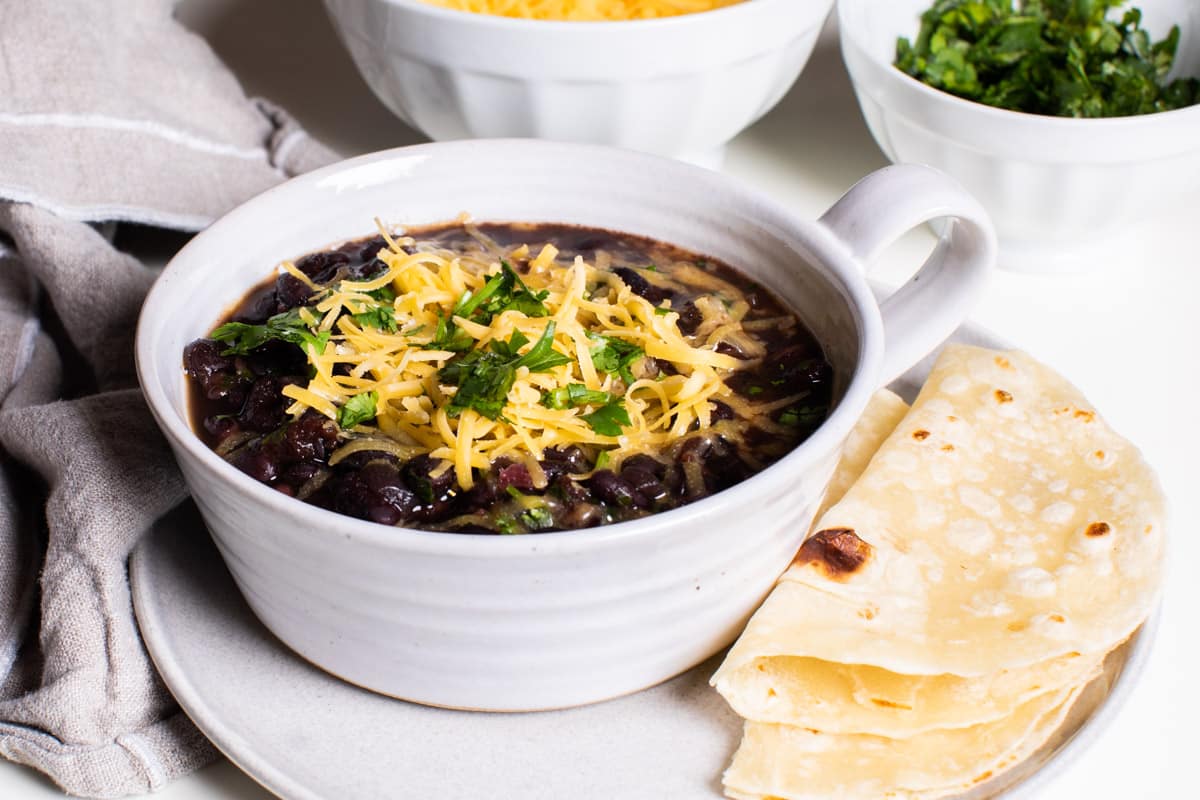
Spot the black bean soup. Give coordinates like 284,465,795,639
184,222,834,533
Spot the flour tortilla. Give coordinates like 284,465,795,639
722,683,1088,800
712,648,1102,737
814,388,909,521
772,344,1166,675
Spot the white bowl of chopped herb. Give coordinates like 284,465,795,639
838,0,1200,271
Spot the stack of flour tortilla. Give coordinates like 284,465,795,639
712,344,1167,800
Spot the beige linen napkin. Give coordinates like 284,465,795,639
0,0,338,795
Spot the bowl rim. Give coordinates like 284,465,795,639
837,0,1200,132
351,0,816,31
136,139,884,558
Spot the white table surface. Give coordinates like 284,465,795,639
3,2,1195,797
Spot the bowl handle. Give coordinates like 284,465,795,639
818,163,997,386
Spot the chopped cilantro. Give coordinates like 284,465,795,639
352,304,398,333
211,308,330,356
520,506,554,531
495,515,519,535
426,262,550,352
748,385,764,395
338,391,379,429
653,306,670,316
439,322,571,419
587,333,644,384
581,397,631,437
540,383,611,410
778,406,825,428
426,308,475,352
895,0,1200,118
594,450,611,470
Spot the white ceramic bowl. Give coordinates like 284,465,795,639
136,140,994,711
839,0,1200,272
322,0,835,168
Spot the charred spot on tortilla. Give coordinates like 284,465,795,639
995,389,1013,403
911,429,931,441
870,698,913,710
795,528,873,579
1086,522,1111,537
1075,409,1095,422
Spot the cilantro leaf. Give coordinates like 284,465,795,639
581,397,631,437
352,304,398,333
540,383,612,410
513,321,571,372
520,505,554,531
211,308,330,356
439,322,569,419
587,333,644,385
338,391,378,429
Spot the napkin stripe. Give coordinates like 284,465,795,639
0,112,269,161
0,184,215,231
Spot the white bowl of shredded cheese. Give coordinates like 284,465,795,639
322,0,835,168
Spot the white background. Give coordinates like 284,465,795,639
1,2,1195,797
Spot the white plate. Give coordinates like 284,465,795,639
131,320,1156,800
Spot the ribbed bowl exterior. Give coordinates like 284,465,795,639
323,0,833,162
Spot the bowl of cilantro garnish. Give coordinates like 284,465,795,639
838,0,1200,271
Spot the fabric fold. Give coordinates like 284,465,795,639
0,0,339,795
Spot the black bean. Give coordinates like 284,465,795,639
238,376,291,432
552,474,590,505
283,412,339,462
586,469,647,509
762,345,827,386
275,273,315,312
346,257,388,281
203,414,240,443
709,400,736,422
294,250,351,280
335,461,417,526
676,301,702,336
540,445,590,481
350,236,389,263
402,455,456,504
232,286,278,324
243,340,308,376
281,461,321,485
715,341,749,359
230,444,279,484
620,453,666,479
614,267,671,305
184,339,234,385
620,466,668,504
184,341,251,408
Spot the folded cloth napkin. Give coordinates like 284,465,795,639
0,1,338,796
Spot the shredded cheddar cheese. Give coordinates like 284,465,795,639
280,224,750,490
417,0,744,21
